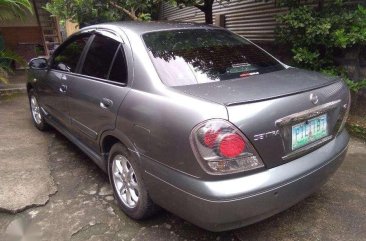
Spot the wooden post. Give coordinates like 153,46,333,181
54,17,62,43
31,0,48,56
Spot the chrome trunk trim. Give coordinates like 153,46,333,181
275,100,341,127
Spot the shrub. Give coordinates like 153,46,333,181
276,0,366,105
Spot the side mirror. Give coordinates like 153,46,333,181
29,57,48,70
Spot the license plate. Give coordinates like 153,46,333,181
292,114,328,150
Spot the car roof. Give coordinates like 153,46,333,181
81,21,222,35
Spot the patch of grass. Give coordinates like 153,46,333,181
0,92,25,101
346,115,366,141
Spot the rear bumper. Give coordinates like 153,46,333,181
143,130,349,232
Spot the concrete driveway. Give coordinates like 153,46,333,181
0,94,365,241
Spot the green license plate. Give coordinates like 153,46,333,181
292,114,328,150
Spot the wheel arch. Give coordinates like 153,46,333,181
26,82,34,93
100,130,141,167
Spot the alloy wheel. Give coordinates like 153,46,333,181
112,155,140,208
30,95,42,124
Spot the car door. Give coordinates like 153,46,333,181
68,31,130,151
37,33,91,127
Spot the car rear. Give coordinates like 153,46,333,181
225,79,350,171
140,26,350,231
163,80,350,231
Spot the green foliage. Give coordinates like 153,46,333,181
292,47,320,69
138,12,152,21
346,122,366,140
44,0,123,26
321,67,366,92
276,1,366,71
0,0,31,83
0,50,26,84
121,0,156,15
344,78,366,93
0,0,33,21
44,0,156,25
277,0,366,112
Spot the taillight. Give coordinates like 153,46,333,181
219,133,246,158
190,119,265,175
202,130,219,148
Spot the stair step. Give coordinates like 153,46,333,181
43,29,55,31
43,34,58,38
40,19,54,23
39,18,53,22
45,44,60,48
42,29,57,35
41,21,54,25
40,22,55,26
41,24,55,27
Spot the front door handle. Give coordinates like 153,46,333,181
59,84,68,93
100,98,113,109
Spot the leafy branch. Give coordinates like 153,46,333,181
0,50,27,84
0,0,33,21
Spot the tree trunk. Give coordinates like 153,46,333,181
194,0,214,24
346,46,361,81
317,0,325,11
204,7,213,24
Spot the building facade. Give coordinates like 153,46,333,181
159,0,363,43
0,0,61,65
160,0,285,42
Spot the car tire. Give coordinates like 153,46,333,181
108,143,159,219
28,89,49,131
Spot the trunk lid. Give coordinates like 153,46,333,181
174,68,339,105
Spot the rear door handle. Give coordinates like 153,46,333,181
61,75,67,81
59,84,68,93
100,98,113,109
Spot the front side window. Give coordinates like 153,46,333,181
51,34,90,72
81,34,120,79
143,29,284,87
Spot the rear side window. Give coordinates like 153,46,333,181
81,34,120,79
52,34,90,72
108,49,128,84
143,29,284,86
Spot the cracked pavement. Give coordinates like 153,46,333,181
0,94,365,241
0,94,56,213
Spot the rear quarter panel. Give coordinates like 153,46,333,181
115,28,228,178
116,87,228,178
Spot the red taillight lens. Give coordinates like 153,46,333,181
190,119,264,175
204,130,219,148
219,134,246,158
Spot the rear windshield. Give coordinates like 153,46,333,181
143,29,284,87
